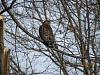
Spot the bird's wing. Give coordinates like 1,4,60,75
39,25,58,48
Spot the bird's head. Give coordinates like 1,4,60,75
42,20,50,26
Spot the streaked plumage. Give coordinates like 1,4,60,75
39,20,57,48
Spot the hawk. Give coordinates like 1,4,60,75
39,20,57,48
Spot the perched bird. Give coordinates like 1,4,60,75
39,20,57,48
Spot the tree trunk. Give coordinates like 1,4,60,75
0,15,4,75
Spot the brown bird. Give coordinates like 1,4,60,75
39,20,57,48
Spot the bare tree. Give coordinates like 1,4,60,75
0,0,100,75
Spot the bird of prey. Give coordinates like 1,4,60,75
39,20,57,48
